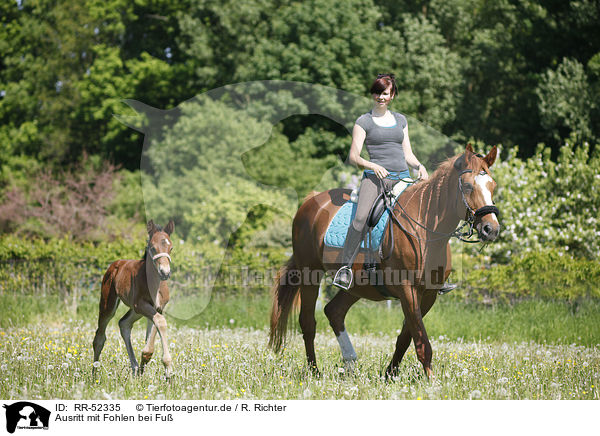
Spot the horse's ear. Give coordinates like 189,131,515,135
453,153,466,171
164,220,174,236
484,145,497,168
147,220,156,235
454,144,475,171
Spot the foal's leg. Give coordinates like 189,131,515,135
396,285,435,379
93,279,120,366
385,290,438,379
135,301,173,378
118,308,143,375
140,319,157,374
298,283,320,374
324,290,360,364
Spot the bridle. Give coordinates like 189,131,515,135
454,169,500,243
380,167,500,258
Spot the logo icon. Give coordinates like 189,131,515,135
3,402,50,433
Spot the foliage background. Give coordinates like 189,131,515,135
1,0,599,303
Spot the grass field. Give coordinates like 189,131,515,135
0,293,599,400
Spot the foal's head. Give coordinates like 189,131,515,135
146,220,174,280
453,144,500,242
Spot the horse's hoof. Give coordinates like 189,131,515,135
383,366,399,383
340,360,357,376
306,365,321,378
164,368,174,381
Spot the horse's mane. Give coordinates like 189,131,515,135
402,151,486,212
403,155,459,198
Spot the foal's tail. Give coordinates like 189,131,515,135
269,256,301,353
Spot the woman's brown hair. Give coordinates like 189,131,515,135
370,73,397,97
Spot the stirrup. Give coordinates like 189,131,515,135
438,282,458,295
333,266,353,291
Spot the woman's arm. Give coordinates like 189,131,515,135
348,124,389,179
402,125,429,180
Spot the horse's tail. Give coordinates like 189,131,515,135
269,255,301,353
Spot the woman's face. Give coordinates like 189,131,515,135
372,84,394,107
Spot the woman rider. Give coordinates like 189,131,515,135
333,73,429,290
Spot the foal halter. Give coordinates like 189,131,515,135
147,240,172,262
152,252,172,262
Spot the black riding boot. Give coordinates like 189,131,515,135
333,226,364,290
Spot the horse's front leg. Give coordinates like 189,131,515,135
385,289,438,379
118,308,144,376
140,319,157,374
135,301,173,379
387,287,437,380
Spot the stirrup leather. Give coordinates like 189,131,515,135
333,266,353,291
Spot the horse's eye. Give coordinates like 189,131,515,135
464,182,474,193
479,171,487,176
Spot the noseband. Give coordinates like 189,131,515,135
152,252,171,262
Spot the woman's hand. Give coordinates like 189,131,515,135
418,164,429,181
371,163,390,179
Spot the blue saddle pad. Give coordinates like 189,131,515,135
324,202,389,249
324,181,410,250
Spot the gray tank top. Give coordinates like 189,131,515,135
355,111,408,173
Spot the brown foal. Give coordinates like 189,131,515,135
93,220,175,377
270,145,500,378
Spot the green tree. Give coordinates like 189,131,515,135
0,0,193,169
141,97,297,245
536,58,595,144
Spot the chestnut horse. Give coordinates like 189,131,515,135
269,145,500,378
93,220,175,377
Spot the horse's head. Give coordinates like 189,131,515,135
453,144,500,242
146,220,174,280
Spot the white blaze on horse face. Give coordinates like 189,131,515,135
336,329,357,362
474,173,498,224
